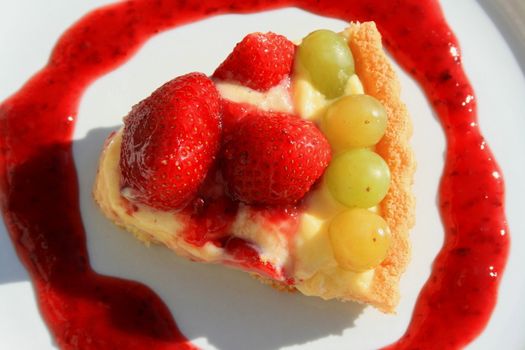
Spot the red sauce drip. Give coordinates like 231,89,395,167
182,169,239,247
0,0,509,349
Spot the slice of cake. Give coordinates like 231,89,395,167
93,22,414,313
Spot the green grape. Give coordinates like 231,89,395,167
325,149,390,208
322,94,387,149
329,208,391,272
297,29,355,99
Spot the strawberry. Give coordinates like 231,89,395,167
213,32,295,91
224,237,281,280
120,72,221,210
222,111,331,205
220,99,256,136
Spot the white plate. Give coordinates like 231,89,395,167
1,1,524,349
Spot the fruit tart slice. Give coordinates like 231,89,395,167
93,22,414,313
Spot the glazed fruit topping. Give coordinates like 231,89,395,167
213,32,296,91
120,72,222,210
222,111,331,205
118,28,391,274
321,94,387,149
329,208,392,272
297,29,355,98
325,148,390,209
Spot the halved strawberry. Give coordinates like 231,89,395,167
213,32,295,91
222,111,331,205
120,73,221,210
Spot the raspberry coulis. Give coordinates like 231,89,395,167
0,1,510,350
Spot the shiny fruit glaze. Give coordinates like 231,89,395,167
321,94,387,149
0,1,509,350
325,148,391,208
297,29,355,98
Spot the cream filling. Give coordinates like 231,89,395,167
215,78,294,113
95,66,376,300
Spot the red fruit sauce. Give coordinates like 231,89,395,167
0,0,510,349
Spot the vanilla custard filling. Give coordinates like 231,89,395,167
215,78,294,113
95,65,377,300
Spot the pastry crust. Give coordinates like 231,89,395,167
345,21,415,312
